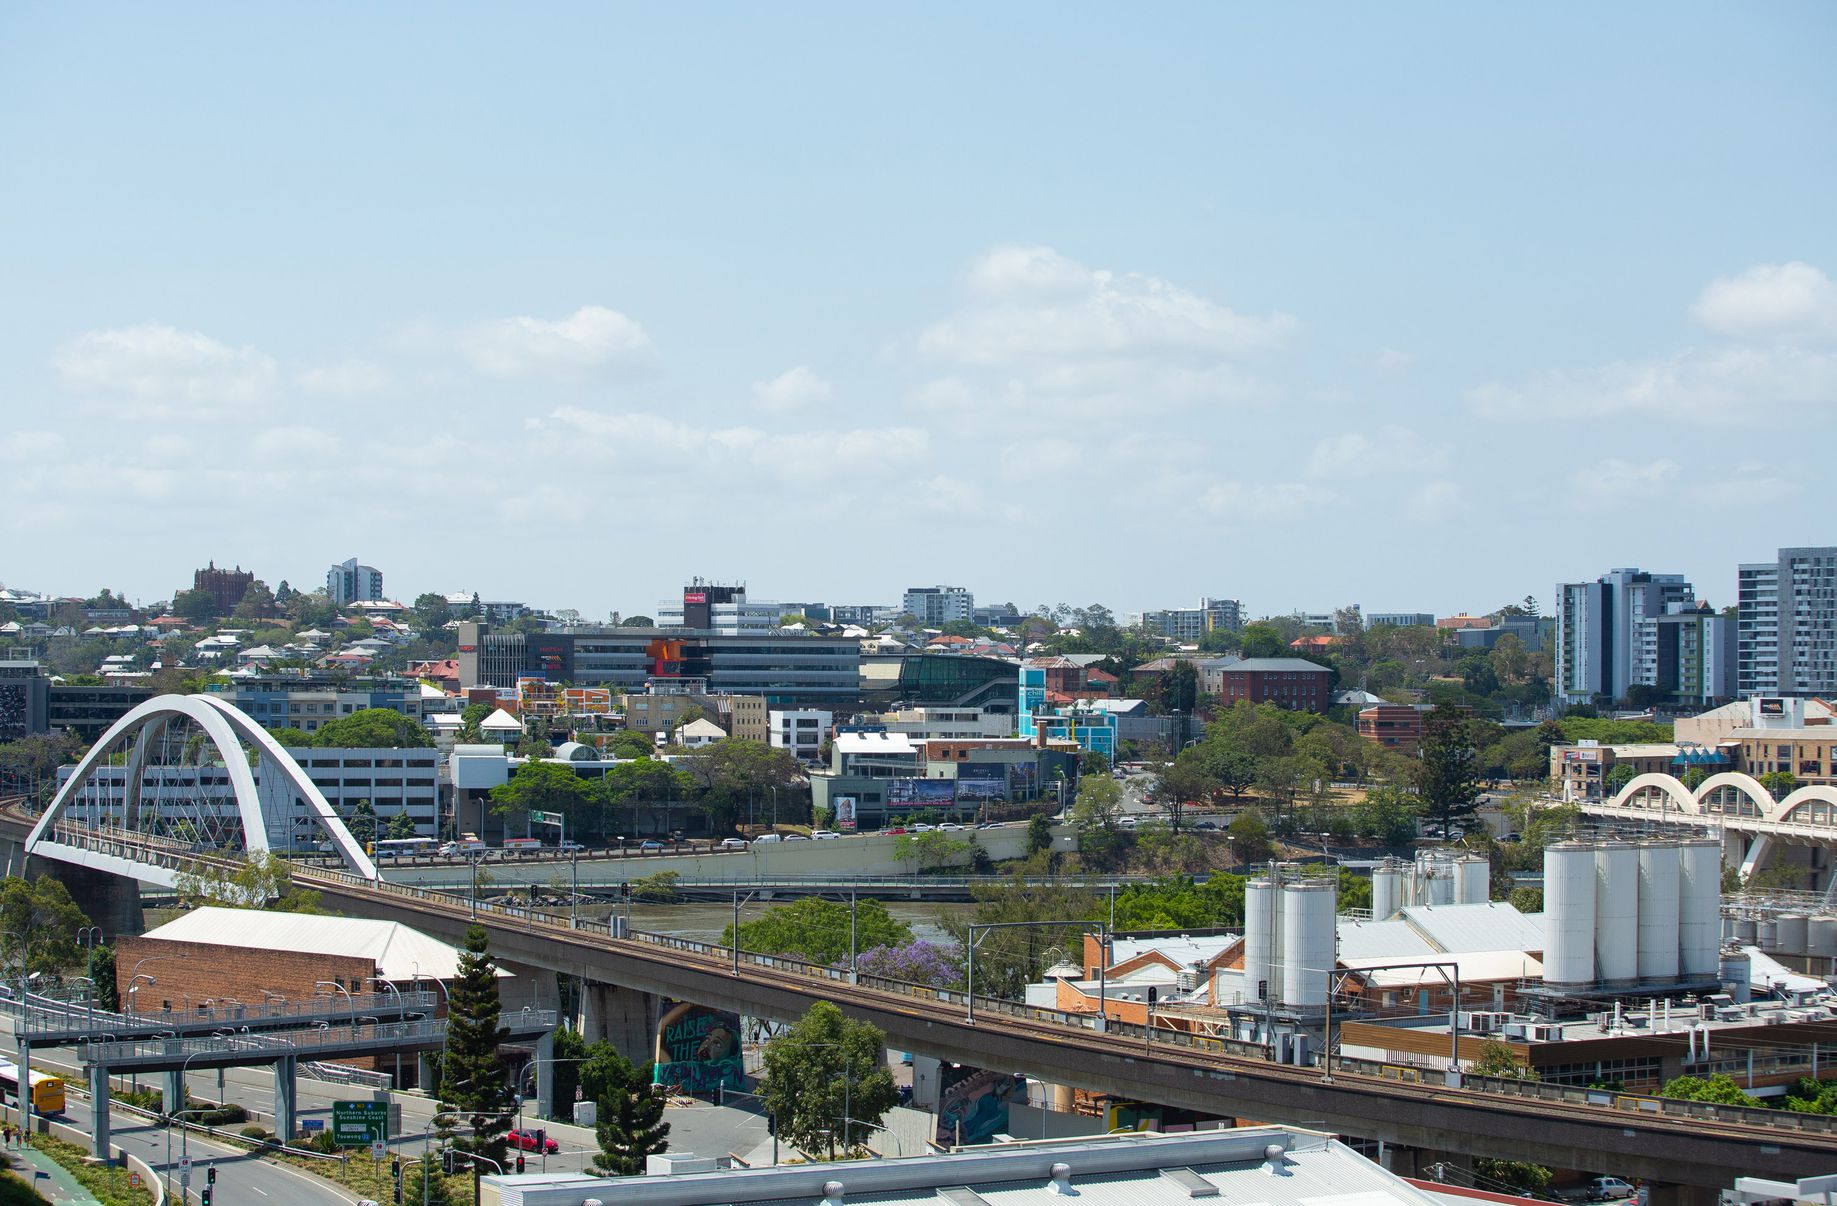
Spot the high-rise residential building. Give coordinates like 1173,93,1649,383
1139,597,1244,640
1643,602,1736,706
1739,546,1837,698
191,562,255,614
1366,612,1436,628
326,557,384,606
1554,568,1694,706
901,585,974,626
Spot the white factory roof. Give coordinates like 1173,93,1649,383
1744,946,1828,995
1398,902,1545,954
479,707,523,733
834,731,918,755
141,906,504,981
1335,918,1436,961
1342,950,1544,987
481,1128,1441,1206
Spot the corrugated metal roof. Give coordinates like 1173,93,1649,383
1335,919,1435,961
1343,950,1544,987
141,906,496,981
1398,903,1544,955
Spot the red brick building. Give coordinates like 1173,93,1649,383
1216,658,1333,713
1357,704,1424,752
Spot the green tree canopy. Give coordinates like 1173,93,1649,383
489,759,593,824
1660,1073,1757,1107
0,875,91,980
312,708,435,749
1418,704,1481,835
1069,774,1123,832
723,897,914,965
759,1001,899,1159
173,852,324,913
584,1043,669,1175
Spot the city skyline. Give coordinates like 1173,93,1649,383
2,5,1833,611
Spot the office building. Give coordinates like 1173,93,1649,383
0,662,48,741
190,562,255,614
1216,658,1334,713
1555,568,1695,706
456,622,859,708
1739,546,1837,698
47,682,155,740
326,557,385,606
1366,612,1435,628
972,602,1021,627
655,580,787,634
207,675,449,734
901,585,974,626
1645,602,1737,706
768,708,831,760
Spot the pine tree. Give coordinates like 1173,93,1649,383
438,925,512,1168
1418,704,1481,837
591,1066,669,1176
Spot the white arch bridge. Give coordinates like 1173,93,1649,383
1575,770,1837,889
24,693,378,886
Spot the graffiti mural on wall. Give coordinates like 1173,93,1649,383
935,1064,1026,1146
652,1001,744,1095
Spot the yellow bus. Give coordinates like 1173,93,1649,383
0,1060,66,1115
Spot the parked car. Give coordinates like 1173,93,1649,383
639,840,664,853
784,834,810,842
911,823,936,832
938,823,965,831
883,826,907,835
752,833,783,843
810,830,841,840
508,1128,559,1154
1583,1177,1636,1202
719,837,749,851
555,840,583,851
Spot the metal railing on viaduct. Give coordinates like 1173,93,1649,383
11,814,1837,1188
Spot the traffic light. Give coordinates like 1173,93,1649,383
207,1165,217,1186
441,1149,455,1174
620,881,631,900
200,1190,212,1206
392,1156,403,1205
515,1154,526,1175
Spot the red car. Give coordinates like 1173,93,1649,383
508,1128,558,1154
883,827,907,835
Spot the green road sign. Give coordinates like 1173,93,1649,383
332,1100,389,1146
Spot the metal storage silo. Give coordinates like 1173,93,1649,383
1371,859,1405,922
1595,841,1639,986
1280,880,1337,1010
1734,916,1758,945
1720,951,1751,1003
1678,838,1722,979
1456,855,1491,905
1422,854,1455,906
1758,918,1778,950
1777,914,1809,956
1636,841,1680,983
1543,841,1597,987
1809,916,1837,959
1243,878,1278,1005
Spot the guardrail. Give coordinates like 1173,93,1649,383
6,987,437,1039
301,1061,395,1090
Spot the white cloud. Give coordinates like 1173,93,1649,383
1469,344,1837,423
1305,427,1447,479
465,305,655,378
1375,347,1416,373
914,246,1294,418
252,425,341,458
1567,457,1681,506
295,359,388,395
538,407,929,483
1691,261,1837,342
54,323,276,414
1404,480,1464,521
751,365,832,413
1192,479,1335,520
0,431,64,461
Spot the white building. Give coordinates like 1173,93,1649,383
1555,568,1695,706
1138,597,1244,641
655,590,787,634
769,708,831,760
1740,546,1837,698
901,585,974,626
327,557,385,606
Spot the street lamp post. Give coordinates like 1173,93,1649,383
315,980,357,1033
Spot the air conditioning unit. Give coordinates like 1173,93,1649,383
1176,970,1198,991
1502,1022,1530,1039
1530,1025,1565,1042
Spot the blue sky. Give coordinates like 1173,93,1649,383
3,4,1833,619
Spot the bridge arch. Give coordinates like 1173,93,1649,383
27,693,377,879
1694,771,1778,821
1778,785,1837,829
1608,772,1702,814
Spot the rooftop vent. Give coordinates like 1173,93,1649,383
1263,1143,1291,1176
821,1180,846,1206
1048,1162,1078,1196
1160,1168,1220,1198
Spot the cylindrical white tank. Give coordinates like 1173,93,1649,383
1720,951,1752,1003
1734,917,1758,944
1456,855,1490,905
1280,881,1337,1010
1595,842,1639,985
1636,841,1681,983
1759,919,1779,950
1371,860,1404,922
1424,857,1455,906
1809,916,1837,958
1543,841,1597,987
1678,838,1723,979
1777,915,1809,956
1243,879,1277,1005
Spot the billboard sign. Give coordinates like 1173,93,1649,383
885,779,956,808
955,763,1006,801
332,1101,388,1146
835,796,857,831
1759,697,1786,716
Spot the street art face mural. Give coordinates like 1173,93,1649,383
652,1001,745,1095
935,1064,1026,1146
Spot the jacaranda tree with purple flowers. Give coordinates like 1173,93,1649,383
853,939,965,989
